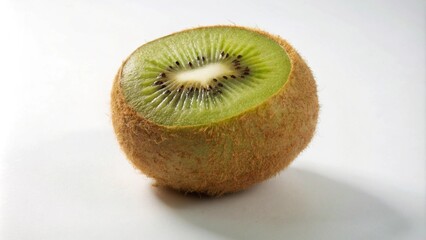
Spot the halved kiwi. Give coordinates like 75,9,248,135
111,26,319,196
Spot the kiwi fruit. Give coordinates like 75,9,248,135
111,25,319,196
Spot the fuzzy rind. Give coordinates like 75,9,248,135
111,26,319,196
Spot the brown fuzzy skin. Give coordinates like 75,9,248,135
111,26,319,196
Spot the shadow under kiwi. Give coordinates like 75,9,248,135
153,167,409,240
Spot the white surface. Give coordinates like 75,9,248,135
0,0,425,239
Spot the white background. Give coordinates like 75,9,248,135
0,0,425,239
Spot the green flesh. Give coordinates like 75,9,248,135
121,27,291,126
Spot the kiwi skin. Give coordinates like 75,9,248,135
111,26,319,196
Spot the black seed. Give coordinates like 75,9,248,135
237,55,242,59
189,62,193,67
160,85,166,89
217,90,222,94
175,61,180,66
159,72,166,78
241,75,245,78
231,75,236,79
180,85,184,89
245,67,250,71
208,85,213,89
220,51,225,56
243,71,249,75
202,56,205,61
197,56,200,60
169,66,173,69
235,66,241,70
223,76,228,79
165,90,171,94
225,53,229,58
233,62,240,66
218,83,223,87
195,88,199,92
213,78,217,82
153,81,163,85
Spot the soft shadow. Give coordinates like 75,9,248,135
153,168,409,240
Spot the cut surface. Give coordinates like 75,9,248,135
121,26,291,126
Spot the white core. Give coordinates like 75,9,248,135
173,63,233,86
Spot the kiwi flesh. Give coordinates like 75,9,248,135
111,26,319,196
